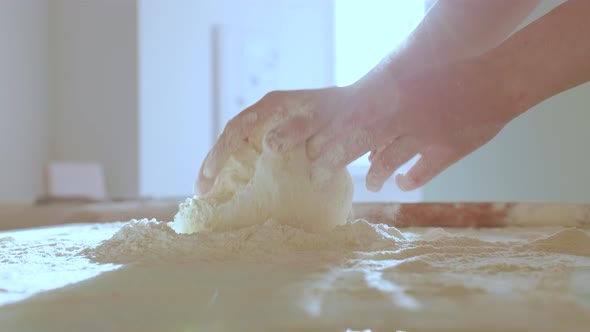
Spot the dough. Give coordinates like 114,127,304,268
171,116,354,234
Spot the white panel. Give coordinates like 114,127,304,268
52,0,139,199
0,0,50,203
139,0,214,197
45,161,107,201
139,0,333,197
213,25,279,136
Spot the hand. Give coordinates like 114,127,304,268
198,55,520,195
363,57,520,192
283,56,520,192
196,87,354,196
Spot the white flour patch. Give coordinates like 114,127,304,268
85,219,405,264
0,223,121,305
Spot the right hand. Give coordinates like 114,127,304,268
363,56,520,192
196,86,357,196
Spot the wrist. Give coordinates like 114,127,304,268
349,63,403,119
479,48,539,121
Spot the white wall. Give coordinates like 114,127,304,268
139,0,334,197
50,0,139,199
0,0,340,201
5,0,585,204
0,0,50,203
138,0,213,197
423,0,590,203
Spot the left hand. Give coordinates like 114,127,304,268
305,56,521,191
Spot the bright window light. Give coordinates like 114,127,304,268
334,0,425,87
335,0,425,166
334,0,425,201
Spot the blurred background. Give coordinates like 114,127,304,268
1,0,589,217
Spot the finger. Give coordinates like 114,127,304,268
196,117,252,195
366,136,419,192
308,96,399,171
368,150,377,162
196,125,245,196
264,112,327,154
196,93,285,195
307,112,360,161
307,117,396,168
368,136,397,162
195,172,215,197
395,147,459,191
311,123,392,173
264,87,345,154
307,84,401,160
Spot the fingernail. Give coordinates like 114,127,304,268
201,153,214,178
195,180,209,196
366,182,380,192
369,151,376,162
396,174,413,191
202,165,214,179
365,172,382,192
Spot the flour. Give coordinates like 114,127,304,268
521,227,590,256
87,218,405,264
86,217,590,272
4,220,590,331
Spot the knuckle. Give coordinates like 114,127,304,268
378,154,395,172
264,90,277,99
264,90,284,101
224,117,241,133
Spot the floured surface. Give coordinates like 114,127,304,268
0,223,121,305
1,220,590,331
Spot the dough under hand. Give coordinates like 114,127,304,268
171,118,353,234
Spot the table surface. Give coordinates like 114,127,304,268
1,217,590,331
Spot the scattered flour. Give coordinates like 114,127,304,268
85,217,590,271
86,218,406,264
3,221,590,331
521,227,590,257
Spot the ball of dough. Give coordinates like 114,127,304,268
171,120,353,234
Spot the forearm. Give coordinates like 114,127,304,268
487,0,590,117
377,0,540,79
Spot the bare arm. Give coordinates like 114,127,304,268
488,0,590,116
366,0,590,192
196,0,542,195
309,0,541,163
380,0,541,79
